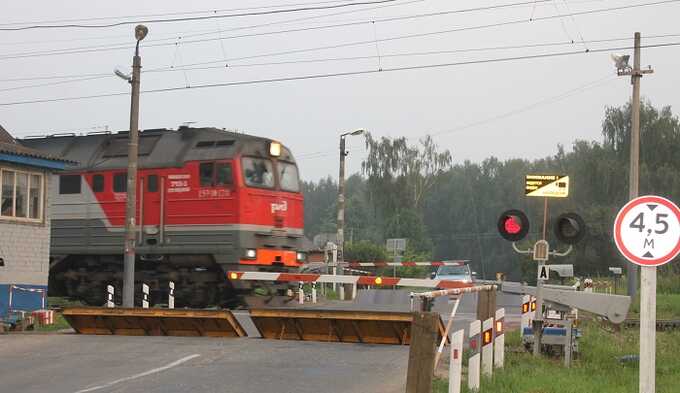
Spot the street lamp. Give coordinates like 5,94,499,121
121,25,148,308
336,129,364,263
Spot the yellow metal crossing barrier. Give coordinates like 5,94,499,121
249,308,448,345
62,307,246,337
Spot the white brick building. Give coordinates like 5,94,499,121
0,125,67,318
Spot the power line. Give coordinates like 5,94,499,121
0,0,552,60
1,41,678,107
0,0,356,27
147,0,680,71
0,0,422,46
3,32,680,84
0,75,112,93
2,0,676,62
0,0,400,31
298,72,618,161
431,73,617,137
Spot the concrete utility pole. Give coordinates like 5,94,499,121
122,25,148,308
614,33,653,298
614,32,654,392
336,129,364,277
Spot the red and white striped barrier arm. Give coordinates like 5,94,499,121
410,285,497,299
227,271,473,289
344,260,468,268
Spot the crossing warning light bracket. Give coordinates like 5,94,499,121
62,307,246,337
249,308,449,345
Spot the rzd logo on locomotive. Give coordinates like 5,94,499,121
271,201,288,214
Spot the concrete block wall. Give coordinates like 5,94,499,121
0,172,51,287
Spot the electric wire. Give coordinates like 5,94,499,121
0,0,401,31
3,32,679,85
0,0,358,27
146,0,680,71
2,0,676,62
0,0,552,60
297,72,616,160
1,41,677,107
0,0,422,46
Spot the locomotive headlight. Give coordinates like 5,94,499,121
296,252,306,262
269,141,281,157
245,249,257,259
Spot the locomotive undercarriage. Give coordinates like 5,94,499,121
48,254,298,309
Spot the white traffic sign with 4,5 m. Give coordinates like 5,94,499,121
614,195,680,267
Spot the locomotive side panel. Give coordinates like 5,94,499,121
23,127,306,307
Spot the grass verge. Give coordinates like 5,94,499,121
434,293,680,393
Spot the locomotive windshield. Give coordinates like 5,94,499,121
243,157,274,188
278,162,300,192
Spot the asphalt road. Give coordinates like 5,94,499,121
0,334,409,393
0,290,521,393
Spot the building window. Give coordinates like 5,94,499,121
148,175,158,192
59,175,81,194
113,173,127,193
0,168,44,222
92,174,105,193
1,171,14,216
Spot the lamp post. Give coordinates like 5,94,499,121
121,25,148,308
336,129,364,288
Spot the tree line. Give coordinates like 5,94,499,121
302,101,680,282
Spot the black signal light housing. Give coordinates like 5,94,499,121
554,212,586,245
497,209,530,242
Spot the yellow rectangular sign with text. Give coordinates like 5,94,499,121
525,174,569,198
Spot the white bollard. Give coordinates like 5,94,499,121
142,283,149,308
298,282,304,304
351,283,357,300
106,285,115,308
448,329,465,393
312,282,317,304
494,308,505,368
520,294,530,338
468,320,481,392
481,317,494,377
168,281,175,309
339,284,345,300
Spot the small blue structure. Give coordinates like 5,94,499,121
0,125,68,319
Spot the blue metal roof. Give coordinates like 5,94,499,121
0,152,66,170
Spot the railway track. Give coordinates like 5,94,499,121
622,319,680,331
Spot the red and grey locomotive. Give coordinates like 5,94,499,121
21,126,305,307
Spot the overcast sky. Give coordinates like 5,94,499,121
0,0,678,181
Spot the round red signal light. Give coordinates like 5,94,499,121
497,209,530,242
504,216,521,234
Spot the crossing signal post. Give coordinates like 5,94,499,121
498,174,586,358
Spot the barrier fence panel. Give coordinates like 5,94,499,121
468,320,481,391
249,308,449,345
448,329,464,393
62,307,246,337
